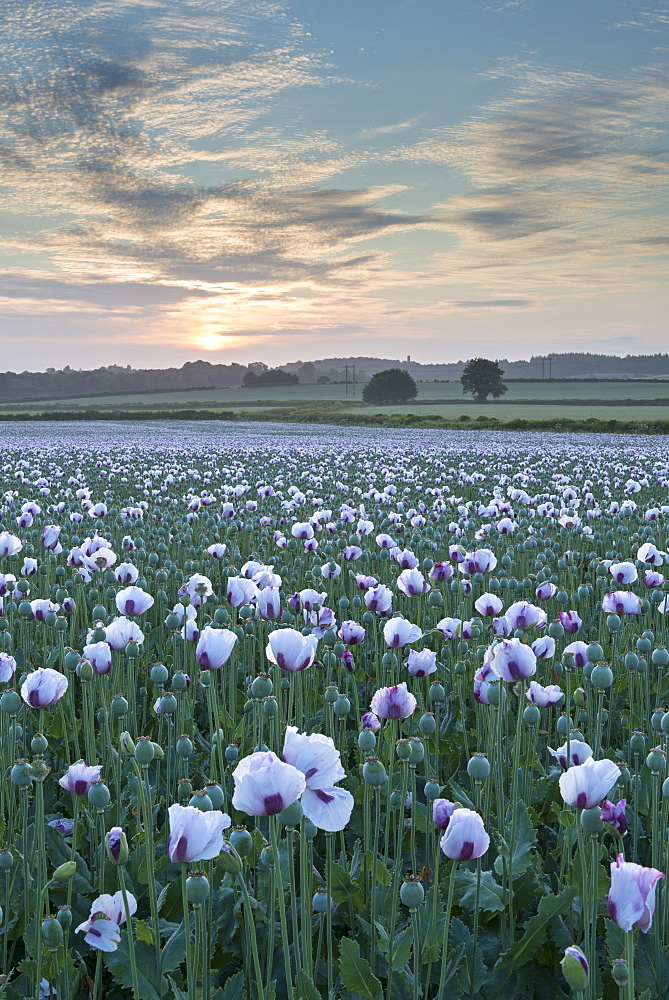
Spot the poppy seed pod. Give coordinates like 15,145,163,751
400,877,425,909
186,872,210,905
363,757,387,787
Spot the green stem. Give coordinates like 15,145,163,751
270,817,295,1000
436,860,458,1000
236,871,266,1000
181,866,195,1000
119,870,141,999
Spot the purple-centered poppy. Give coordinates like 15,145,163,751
115,586,154,616
75,891,137,952
440,808,490,860
559,757,621,808
600,799,628,835
59,761,103,796
232,751,306,816
490,638,537,682
607,854,664,932
21,667,68,708
166,803,231,862
369,682,417,720
282,727,354,832
196,626,238,670
432,798,457,830
266,628,318,672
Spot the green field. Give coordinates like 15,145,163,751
2,379,668,425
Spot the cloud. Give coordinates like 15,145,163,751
360,116,423,138
388,63,669,292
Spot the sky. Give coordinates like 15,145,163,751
1,0,668,371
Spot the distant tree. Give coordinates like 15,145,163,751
242,367,299,387
362,368,417,405
316,374,331,384
247,361,269,373
460,358,508,402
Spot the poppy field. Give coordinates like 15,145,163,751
0,419,668,1000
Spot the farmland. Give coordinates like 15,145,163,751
2,380,668,426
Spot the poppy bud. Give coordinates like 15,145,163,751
561,946,589,991
52,861,77,882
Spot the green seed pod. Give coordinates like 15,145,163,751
0,691,21,715
171,671,189,692
10,760,33,786
225,743,239,763
110,695,128,717
205,783,225,809
333,695,351,717
324,685,339,704
31,733,48,754
400,878,425,909
158,694,178,714
312,888,331,913
229,827,253,857
523,705,541,725
363,757,387,787
467,753,491,780
263,696,278,717
186,873,210,904
0,850,13,871
88,781,111,810
259,845,274,869
580,807,604,834
56,905,72,930
189,790,213,812
424,780,440,800
176,736,193,758
651,710,665,732
277,800,303,826
42,917,64,948
429,683,445,702
556,714,574,736
652,647,669,666
646,748,666,773
590,664,613,689
389,789,403,810
636,636,652,654
358,729,376,751
606,614,621,633
151,663,169,684
304,819,318,840
134,737,155,764
178,779,193,801
630,731,646,754
586,643,604,662
611,960,629,988
408,738,424,764
251,673,273,699
396,739,411,760
419,712,436,735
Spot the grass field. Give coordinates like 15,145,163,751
2,380,668,417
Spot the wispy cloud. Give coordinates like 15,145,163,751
389,62,669,292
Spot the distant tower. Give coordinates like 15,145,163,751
406,355,411,363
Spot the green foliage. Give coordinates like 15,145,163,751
460,357,508,401
339,936,383,999
362,368,417,405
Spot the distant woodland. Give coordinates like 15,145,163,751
0,353,668,402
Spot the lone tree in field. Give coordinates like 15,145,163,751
460,358,508,402
362,368,418,405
